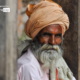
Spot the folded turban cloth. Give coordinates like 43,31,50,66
25,0,69,40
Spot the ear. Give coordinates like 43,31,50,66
26,4,35,17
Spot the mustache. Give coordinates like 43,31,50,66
38,44,60,52
37,44,62,68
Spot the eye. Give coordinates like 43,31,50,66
55,33,62,38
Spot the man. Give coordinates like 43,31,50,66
17,0,76,80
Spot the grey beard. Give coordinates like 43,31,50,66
30,38,63,69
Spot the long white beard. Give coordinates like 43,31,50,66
32,44,63,68
31,43,63,80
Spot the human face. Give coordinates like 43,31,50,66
37,24,62,45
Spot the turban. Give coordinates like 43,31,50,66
25,0,69,40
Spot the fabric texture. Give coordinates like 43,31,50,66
17,48,76,80
25,0,69,39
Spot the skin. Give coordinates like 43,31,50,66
37,24,62,45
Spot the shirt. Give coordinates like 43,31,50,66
17,48,49,80
17,48,76,80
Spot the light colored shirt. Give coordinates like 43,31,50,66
17,48,76,80
17,48,49,80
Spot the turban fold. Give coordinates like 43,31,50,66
25,0,69,40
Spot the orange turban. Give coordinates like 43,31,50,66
25,0,69,40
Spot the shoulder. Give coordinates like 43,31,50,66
17,48,41,71
17,48,43,80
17,64,42,80
17,52,31,70
17,47,34,70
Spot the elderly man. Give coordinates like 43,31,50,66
17,0,76,80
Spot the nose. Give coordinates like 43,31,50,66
48,35,56,45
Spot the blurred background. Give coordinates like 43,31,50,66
18,0,40,44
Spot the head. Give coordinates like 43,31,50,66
30,24,63,69
25,0,69,69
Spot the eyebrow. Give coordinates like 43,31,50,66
40,32,62,37
55,33,62,36
43,32,52,35
43,32,62,36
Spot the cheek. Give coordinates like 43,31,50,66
55,38,62,45
38,37,49,44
